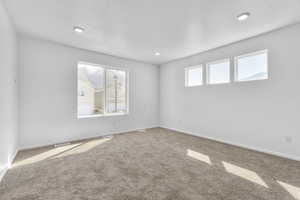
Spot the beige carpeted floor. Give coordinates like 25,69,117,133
1,128,300,200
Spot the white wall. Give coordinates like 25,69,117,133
0,0,19,180
19,36,159,149
160,23,300,160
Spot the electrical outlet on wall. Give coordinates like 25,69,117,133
284,136,292,143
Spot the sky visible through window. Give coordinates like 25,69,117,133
208,60,230,84
187,67,202,86
236,52,268,81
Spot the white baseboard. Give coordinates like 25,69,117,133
160,126,300,162
20,125,159,150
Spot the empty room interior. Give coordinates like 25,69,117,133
1,0,300,199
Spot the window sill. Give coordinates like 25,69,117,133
78,112,128,119
234,77,269,83
185,84,203,88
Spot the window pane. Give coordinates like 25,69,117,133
235,51,268,82
78,63,105,117
106,69,127,113
185,66,203,87
207,60,230,84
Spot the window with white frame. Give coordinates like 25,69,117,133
185,65,203,87
206,59,230,84
77,62,128,118
235,50,268,82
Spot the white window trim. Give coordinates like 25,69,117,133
234,49,269,82
184,65,203,87
77,61,129,119
206,58,231,85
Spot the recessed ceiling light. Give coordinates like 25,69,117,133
155,52,160,56
237,12,250,21
73,26,85,33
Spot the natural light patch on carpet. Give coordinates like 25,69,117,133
13,143,82,168
187,149,211,165
222,161,268,188
13,137,112,168
53,137,111,158
277,181,300,200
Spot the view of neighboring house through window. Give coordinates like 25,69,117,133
207,59,230,84
77,62,128,118
185,65,203,87
235,50,268,82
